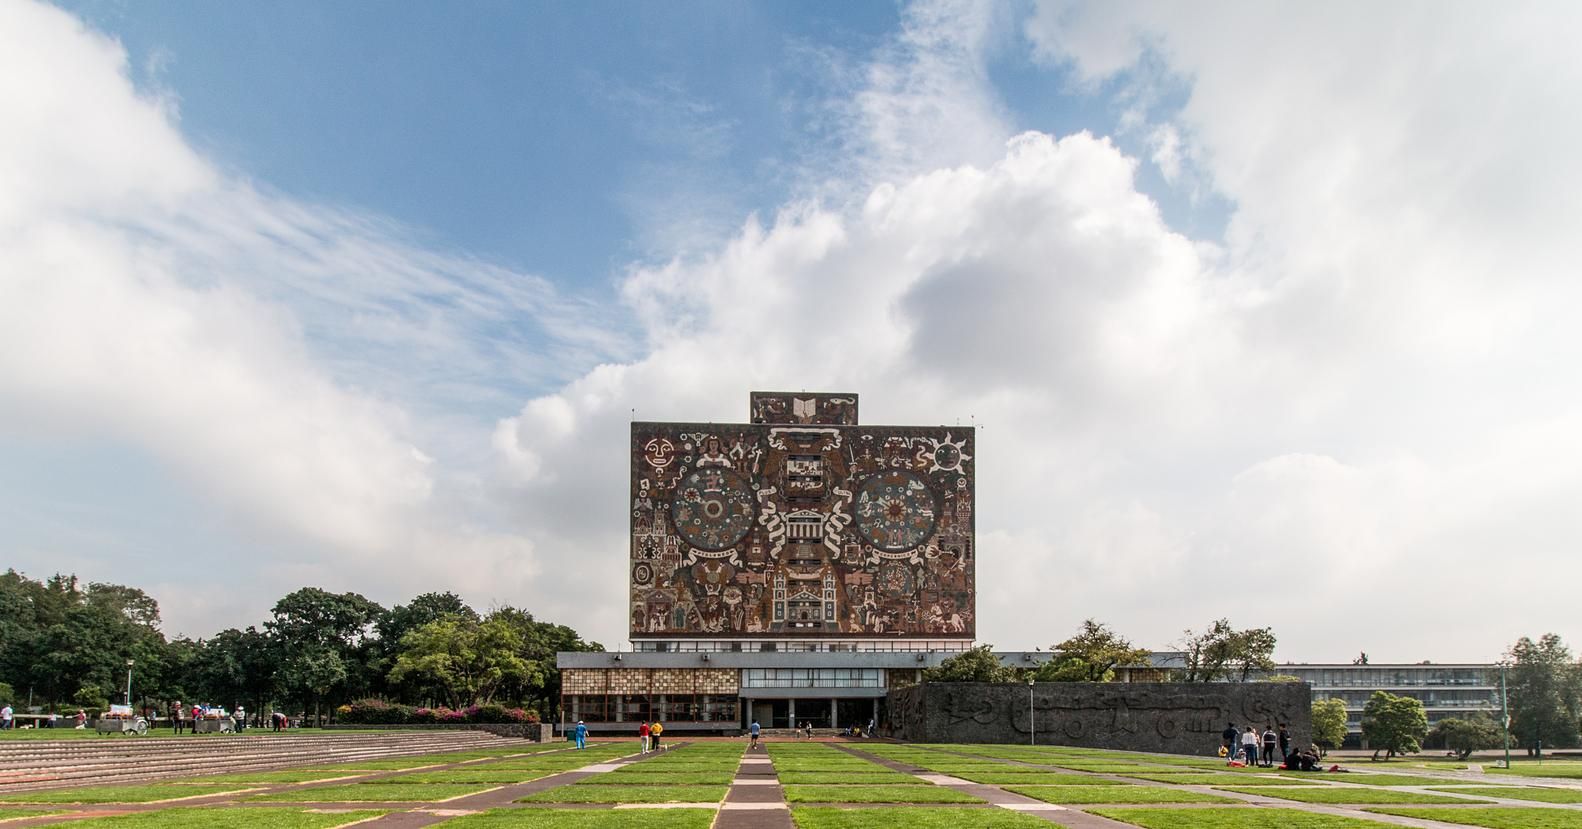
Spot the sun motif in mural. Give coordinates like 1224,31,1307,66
670,466,756,551
854,469,938,553
926,433,972,474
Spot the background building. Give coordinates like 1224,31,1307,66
1281,662,1499,748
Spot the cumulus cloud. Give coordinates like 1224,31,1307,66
7,0,1582,661
502,1,1582,658
0,0,610,628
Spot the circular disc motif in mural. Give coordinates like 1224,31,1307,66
671,467,756,551
854,470,938,552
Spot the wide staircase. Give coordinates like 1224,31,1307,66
0,730,523,792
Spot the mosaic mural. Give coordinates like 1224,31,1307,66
631,393,974,638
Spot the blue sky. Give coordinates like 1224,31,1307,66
4,0,1580,660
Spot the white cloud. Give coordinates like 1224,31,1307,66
6,0,1582,662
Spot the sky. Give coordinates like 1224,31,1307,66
3,0,1580,663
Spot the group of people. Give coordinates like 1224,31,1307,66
636,720,664,752
1220,722,1327,770
168,701,252,734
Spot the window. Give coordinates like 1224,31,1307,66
741,668,882,689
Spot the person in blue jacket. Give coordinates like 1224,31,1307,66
574,720,587,749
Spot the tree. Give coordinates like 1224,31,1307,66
388,617,527,709
1312,698,1349,755
488,606,602,718
922,644,1018,683
1361,690,1428,760
266,588,383,721
1175,619,1278,682
1507,634,1582,754
1431,713,1503,760
1035,619,1151,682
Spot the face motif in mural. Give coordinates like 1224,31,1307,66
643,437,677,470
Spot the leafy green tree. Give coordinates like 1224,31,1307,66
388,617,527,709
266,588,383,721
1431,713,1503,760
1312,698,1349,755
1507,634,1582,754
922,644,1018,683
1362,690,1429,760
1175,619,1278,682
1035,619,1150,682
488,606,602,718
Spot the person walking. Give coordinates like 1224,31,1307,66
574,720,587,750
1261,725,1278,767
749,718,761,749
172,701,184,734
1278,722,1291,760
1220,722,1237,759
1,703,12,730
191,703,202,735
234,706,246,733
651,720,663,751
638,721,650,753
1240,725,1259,766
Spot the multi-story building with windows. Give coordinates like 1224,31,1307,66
1280,663,1500,748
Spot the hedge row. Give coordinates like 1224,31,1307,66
335,698,539,725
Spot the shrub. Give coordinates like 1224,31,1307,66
338,698,415,724
343,699,539,725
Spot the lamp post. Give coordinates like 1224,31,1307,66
1499,661,1511,770
125,659,134,707
1027,677,1036,746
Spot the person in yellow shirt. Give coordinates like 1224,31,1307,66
651,721,664,751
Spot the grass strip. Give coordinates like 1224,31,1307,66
1122,773,1323,786
777,771,928,785
790,806,1056,828
0,784,250,804
1273,772,1461,786
1216,786,1489,804
34,808,387,828
174,770,360,784
781,785,982,804
946,771,1125,785
1426,786,1582,803
435,809,717,828
248,783,489,802
1090,807,1402,828
518,784,726,804
1367,807,1582,828
1004,785,1235,805
371,769,547,784
576,770,736,785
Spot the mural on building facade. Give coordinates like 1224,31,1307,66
631,394,974,638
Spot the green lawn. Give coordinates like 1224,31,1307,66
1004,785,1236,804
374,769,548,784
176,769,363,784
790,806,1056,829
0,809,62,821
1218,785,1490,804
1123,772,1323,786
945,770,1123,785
1428,786,1582,803
1090,807,1401,828
26,808,386,828
436,809,717,828
519,784,726,803
1368,807,1582,828
781,785,983,804
576,770,736,785
1489,762,1582,779
1274,772,1460,786
247,782,491,802
0,784,252,804
777,771,928,785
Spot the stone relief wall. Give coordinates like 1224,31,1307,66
888,682,1312,754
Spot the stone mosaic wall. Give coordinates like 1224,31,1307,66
888,681,1312,754
630,416,975,639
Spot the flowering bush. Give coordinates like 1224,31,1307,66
344,699,536,724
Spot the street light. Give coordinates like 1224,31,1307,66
125,660,135,708
1499,661,1511,770
1027,677,1036,747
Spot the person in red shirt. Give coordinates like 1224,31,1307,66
638,721,651,753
